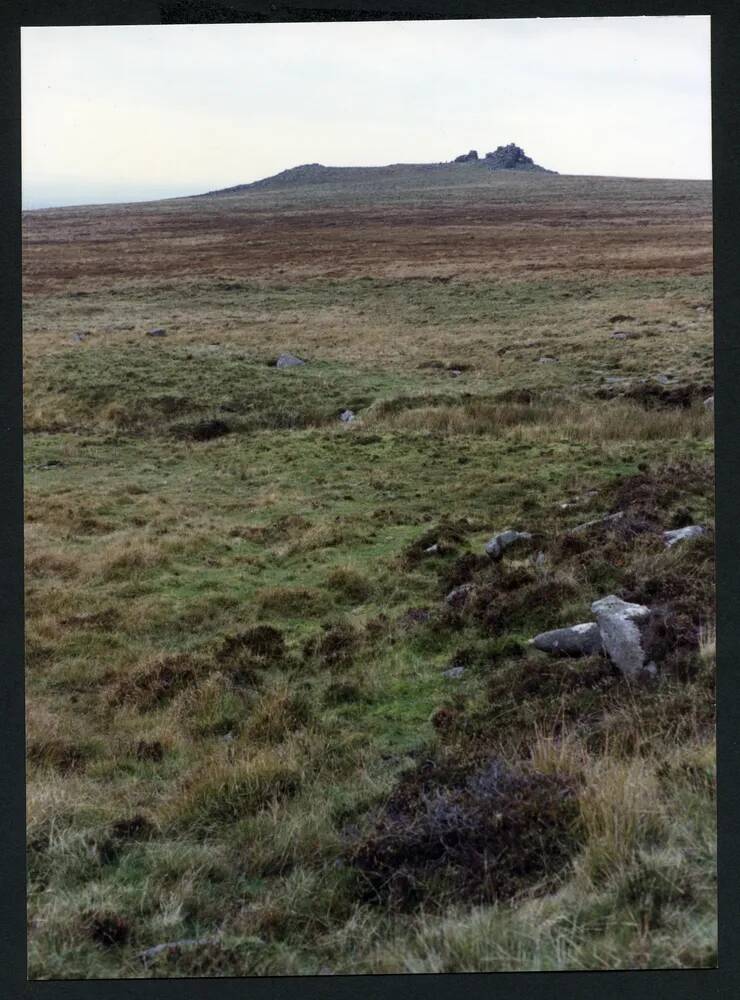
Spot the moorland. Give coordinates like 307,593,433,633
23,162,715,976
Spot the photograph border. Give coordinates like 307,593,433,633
3,1,738,997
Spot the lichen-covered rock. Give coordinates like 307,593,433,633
663,525,706,548
591,595,652,678
484,529,532,561
530,622,603,657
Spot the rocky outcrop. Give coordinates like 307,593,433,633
454,150,479,163
483,143,555,173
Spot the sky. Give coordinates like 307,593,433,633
21,16,712,209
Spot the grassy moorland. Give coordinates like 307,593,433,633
23,165,715,977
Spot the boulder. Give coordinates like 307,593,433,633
663,525,706,548
704,395,714,411
340,409,355,423
538,355,558,364
485,529,532,561
530,622,603,657
276,353,306,368
445,582,475,608
591,595,652,678
147,328,167,337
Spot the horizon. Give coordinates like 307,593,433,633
22,17,711,210
22,161,713,213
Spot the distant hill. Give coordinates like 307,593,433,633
197,144,555,197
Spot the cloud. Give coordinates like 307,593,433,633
21,16,711,207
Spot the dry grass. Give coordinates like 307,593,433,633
371,398,711,443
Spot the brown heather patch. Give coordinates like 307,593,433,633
347,755,581,910
109,652,208,711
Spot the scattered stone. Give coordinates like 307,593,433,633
442,665,466,679
538,355,558,364
138,937,219,966
654,374,672,385
424,543,440,555
611,330,641,340
275,352,306,368
663,525,706,548
704,395,714,411
604,376,628,384
71,332,86,343
485,529,532,561
533,551,547,569
340,409,355,423
591,595,652,678
445,583,475,608
570,511,624,534
530,622,603,657
146,328,167,337
449,369,463,377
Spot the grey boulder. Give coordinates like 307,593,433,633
276,353,306,368
147,328,167,337
663,525,706,548
704,395,714,411
340,409,355,423
485,529,532,561
530,622,603,657
591,595,652,678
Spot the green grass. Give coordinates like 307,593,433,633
24,175,715,978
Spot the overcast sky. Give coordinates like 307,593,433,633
21,16,711,209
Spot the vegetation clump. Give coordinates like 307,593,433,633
348,755,581,909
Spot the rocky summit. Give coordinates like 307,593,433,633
483,143,554,172
450,143,554,173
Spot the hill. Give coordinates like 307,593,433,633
197,143,555,197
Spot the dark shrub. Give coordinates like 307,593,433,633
347,756,580,909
